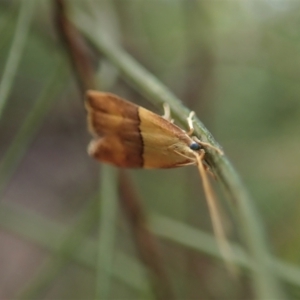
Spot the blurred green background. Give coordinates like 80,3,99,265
1,0,300,299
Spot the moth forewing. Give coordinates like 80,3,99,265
86,91,144,167
88,134,143,168
85,90,140,136
138,106,198,168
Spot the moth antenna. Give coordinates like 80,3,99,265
196,150,236,275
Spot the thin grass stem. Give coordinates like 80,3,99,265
95,166,119,299
0,0,36,119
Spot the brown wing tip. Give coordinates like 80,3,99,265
86,90,104,106
85,90,127,110
85,90,101,136
85,90,108,113
86,90,119,100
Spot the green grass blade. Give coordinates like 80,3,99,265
0,0,37,119
0,203,299,292
0,58,67,196
95,166,119,299
0,202,150,295
16,196,99,300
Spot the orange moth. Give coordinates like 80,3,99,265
85,90,232,267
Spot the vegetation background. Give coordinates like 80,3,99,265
0,0,300,299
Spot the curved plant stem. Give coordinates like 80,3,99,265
71,9,286,300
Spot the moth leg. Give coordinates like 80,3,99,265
162,103,174,123
186,111,195,136
186,112,223,155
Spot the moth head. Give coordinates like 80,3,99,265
168,139,202,166
189,141,202,151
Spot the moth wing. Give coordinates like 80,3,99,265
86,91,143,167
86,90,196,169
86,90,140,136
139,107,196,168
88,134,143,168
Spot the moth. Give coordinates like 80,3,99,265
85,90,221,169
85,90,232,269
